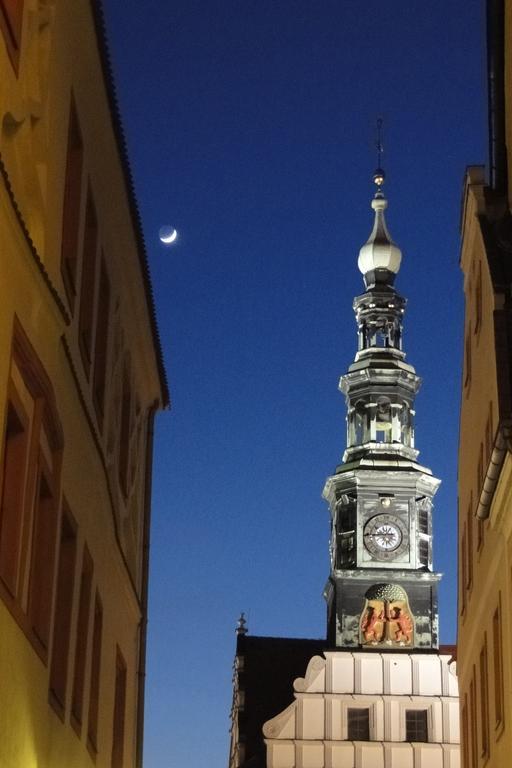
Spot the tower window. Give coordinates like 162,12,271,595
347,708,370,740
405,709,428,742
354,401,366,444
418,538,429,566
337,502,356,568
376,398,392,442
418,506,428,534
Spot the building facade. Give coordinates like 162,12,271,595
457,2,512,766
229,173,459,767
0,2,168,767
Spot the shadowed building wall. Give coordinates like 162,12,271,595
0,2,168,766
458,2,512,766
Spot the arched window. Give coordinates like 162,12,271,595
354,401,367,445
400,404,411,446
376,397,392,442
375,318,389,348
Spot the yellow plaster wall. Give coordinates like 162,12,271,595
0,1,165,766
458,3,512,760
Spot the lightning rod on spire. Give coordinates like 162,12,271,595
373,117,385,191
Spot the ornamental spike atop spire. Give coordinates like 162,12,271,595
357,119,402,289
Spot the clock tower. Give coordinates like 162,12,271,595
323,170,441,649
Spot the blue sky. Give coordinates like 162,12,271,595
102,1,486,765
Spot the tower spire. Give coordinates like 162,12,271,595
358,124,402,289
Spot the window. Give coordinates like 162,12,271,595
493,605,504,727
470,671,478,768
354,401,366,444
476,443,484,496
375,397,392,442
485,401,494,462
347,708,369,741
0,393,29,595
464,326,472,388
111,648,127,768
49,506,77,715
461,697,470,768
118,363,131,497
0,318,63,659
27,458,58,653
92,259,110,424
405,709,428,742
78,190,99,377
336,499,357,567
0,0,24,69
61,100,84,310
466,502,473,589
87,592,103,755
475,261,482,334
71,545,93,732
418,538,429,567
477,515,485,551
479,640,489,757
418,503,429,534
460,529,467,616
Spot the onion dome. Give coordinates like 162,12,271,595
357,174,402,288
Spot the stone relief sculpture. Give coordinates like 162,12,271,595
360,583,414,647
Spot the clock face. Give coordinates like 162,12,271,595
373,521,401,550
364,514,408,560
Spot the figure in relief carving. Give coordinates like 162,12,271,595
387,604,414,643
360,605,385,642
359,584,414,647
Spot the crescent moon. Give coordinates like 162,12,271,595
159,227,177,244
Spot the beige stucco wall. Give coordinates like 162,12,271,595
264,652,459,768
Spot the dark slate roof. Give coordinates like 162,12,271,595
235,635,326,768
90,2,170,407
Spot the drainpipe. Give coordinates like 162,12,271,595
476,421,512,519
487,0,507,196
136,402,158,768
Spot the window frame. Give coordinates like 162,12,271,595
0,318,63,663
347,707,370,741
60,99,84,312
405,708,428,743
48,503,78,718
0,0,24,71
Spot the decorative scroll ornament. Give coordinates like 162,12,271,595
359,583,414,647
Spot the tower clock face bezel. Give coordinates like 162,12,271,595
363,514,408,560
